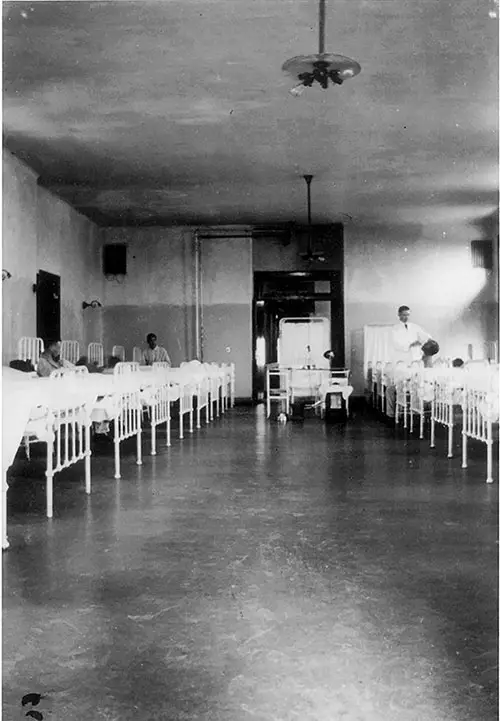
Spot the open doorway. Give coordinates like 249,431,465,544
253,271,344,402
36,270,61,343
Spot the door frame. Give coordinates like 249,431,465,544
252,270,345,402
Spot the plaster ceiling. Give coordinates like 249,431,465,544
3,0,499,231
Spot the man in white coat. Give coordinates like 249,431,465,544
385,305,431,421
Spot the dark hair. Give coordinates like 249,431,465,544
44,338,60,350
107,355,121,368
452,358,464,368
146,333,157,342
398,305,410,313
421,339,440,356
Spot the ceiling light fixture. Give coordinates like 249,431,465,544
282,0,361,96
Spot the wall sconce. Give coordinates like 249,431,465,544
82,300,102,310
2,269,12,281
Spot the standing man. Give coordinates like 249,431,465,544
142,333,171,366
392,305,431,365
385,306,431,422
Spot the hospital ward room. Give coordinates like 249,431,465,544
2,1,499,720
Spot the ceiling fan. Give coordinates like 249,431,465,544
282,0,361,96
299,174,326,263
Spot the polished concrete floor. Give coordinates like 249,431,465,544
3,406,498,721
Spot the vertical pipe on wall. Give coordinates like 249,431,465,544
194,231,200,360
199,240,205,363
193,231,204,361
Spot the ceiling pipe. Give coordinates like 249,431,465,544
318,0,326,54
195,234,251,240
304,174,314,256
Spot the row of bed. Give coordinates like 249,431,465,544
367,358,499,484
3,347,236,549
18,336,148,367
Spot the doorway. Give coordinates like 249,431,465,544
36,270,61,342
252,271,344,402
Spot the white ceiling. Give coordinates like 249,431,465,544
3,0,499,230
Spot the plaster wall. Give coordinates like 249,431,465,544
2,149,102,364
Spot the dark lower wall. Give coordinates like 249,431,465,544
202,304,252,397
101,304,196,367
101,302,252,397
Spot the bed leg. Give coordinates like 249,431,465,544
447,423,453,459
85,422,91,494
151,420,157,456
46,441,54,519
136,428,143,465
2,475,9,550
486,423,493,483
114,437,121,479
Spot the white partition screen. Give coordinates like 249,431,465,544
363,325,394,380
278,317,329,367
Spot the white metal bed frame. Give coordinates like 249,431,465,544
148,362,173,454
220,362,235,410
429,362,462,458
195,373,211,428
394,362,410,429
378,362,394,415
132,346,142,363
366,362,375,407
3,360,237,548
461,364,498,484
205,363,223,421
112,362,143,479
374,362,384,412
230,363,235,407
408,362,426,439
17,337,43,365
88,342,104,367
178,377,194,440
266,364,291,418
23,367,92,518
61,340,80,364
112,345,126,361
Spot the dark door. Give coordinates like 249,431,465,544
36,270,61,342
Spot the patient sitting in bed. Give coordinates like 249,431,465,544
37,340,75,377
